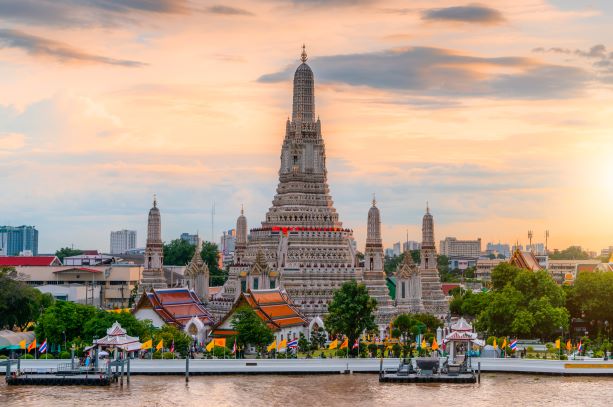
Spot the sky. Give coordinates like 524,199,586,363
0,0,612,254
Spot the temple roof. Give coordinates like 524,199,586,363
211,288,307,336
451,317,473,332
509,249,542,271
133,288,215,328
94,321,140,348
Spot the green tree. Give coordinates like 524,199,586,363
201,242,227,285
324,280,377,348
549,246,590,260
309,327,326,350
569,271,613,325
55,247,84,262
0,269,54,331
491,262,523,290
35,301,99,345
163,239,195,266
392,314,417,344
82,310,152,341
231,306,274,353
384,251,420,275
151,325,192,358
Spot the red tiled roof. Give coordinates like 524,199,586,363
133,288,215,328
441,283,460,295
0,256,61,266
53,267,101,273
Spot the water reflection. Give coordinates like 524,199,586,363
0,374,609,407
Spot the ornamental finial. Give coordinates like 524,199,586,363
426,201,429,214
301,44,308,63
241,204,244,215
372,193,376,207
153,193,157,208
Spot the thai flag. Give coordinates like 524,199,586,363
39,339,47,354
232,339,237,354
509,339,518,351
288,339,299,349
352,339,359,350
578,340,583,352
170,340,175,353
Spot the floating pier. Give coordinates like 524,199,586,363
379,357,477,384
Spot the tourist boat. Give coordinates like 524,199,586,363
378,356,478,384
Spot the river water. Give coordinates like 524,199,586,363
0,374,608,406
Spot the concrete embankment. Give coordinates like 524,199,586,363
13,358,613,376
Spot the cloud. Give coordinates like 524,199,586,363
534,44,613,74
205,5,253,16
422,4,505,25
0,29,146,67
0,0,188,27
259,46,590,99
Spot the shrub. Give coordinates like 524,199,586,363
526,346,534,353
0,355,8,360
153,351,162,359
40,354,55,359
58,351,71,359
560,354,568,360
20,354,34,359
161,352,175,359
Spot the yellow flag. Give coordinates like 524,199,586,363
19,340,26,350
555,339,560,349
329,339,338,350
267,340,277,352
501,338,507,349
206,340,215,352
156,339,163,351
141,339,152,350
421,338,427,349
431,337,439,351
493,338,498,349
27,339,37,352
566,339,572,352
278,339,287,351
340,338,348,349
214,338,226,347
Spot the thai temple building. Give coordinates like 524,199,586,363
417,205,449,317
140,47,449,336
138,196,168,295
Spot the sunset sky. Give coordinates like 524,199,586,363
0,0,612,253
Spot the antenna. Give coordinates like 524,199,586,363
211,201,216,244
545,230,549,253
528,230,533,252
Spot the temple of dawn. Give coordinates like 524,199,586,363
134,47,448,342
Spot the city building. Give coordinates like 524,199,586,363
439,237,481,257
448,256,478,270
63,254,116,266
475,258,504,281
486,242,511,259
393,242,401,257
403,241,421,252
384,248,394,258
9,264,141,308
525,243,546,256
0,225,38,256
110,229,137,254
180,232,200,247
220,228,236,266
547,259,605,285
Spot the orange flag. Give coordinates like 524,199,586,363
27,339,37,352
566,339,572,352
340,338,349,349
431,337,439,351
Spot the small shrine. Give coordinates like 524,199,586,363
443,318,484,361
93,321,141,354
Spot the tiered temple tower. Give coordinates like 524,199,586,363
418,204,449,316
214,47,359,319
184,239,209,301
395,251,425,313
139,196,168,294
362,198,397,329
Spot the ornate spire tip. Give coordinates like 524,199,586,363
153,193,157,208
300,44,308,63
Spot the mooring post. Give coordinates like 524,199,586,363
185,350,190,383
478,362,481,383
127,357,130,384
120,361,125,386
17,358,20,374
5,361,9,380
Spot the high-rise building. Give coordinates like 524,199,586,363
393,242,401,256
110,229,137,254
486,242,511,258
439,237,481,257
180,233,200,247
0,225,38,256
403,240,421,252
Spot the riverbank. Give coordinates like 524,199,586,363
10,358,613,376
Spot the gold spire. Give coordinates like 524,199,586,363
372,193,376,207
300,44,308,63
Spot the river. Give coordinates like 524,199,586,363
0,374,608,406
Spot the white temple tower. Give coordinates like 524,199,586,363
395,251,425,313
418,204,449,316
185,239,210,302
139,195,167,294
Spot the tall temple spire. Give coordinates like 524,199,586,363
153,193,157,208
292,44,315,122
